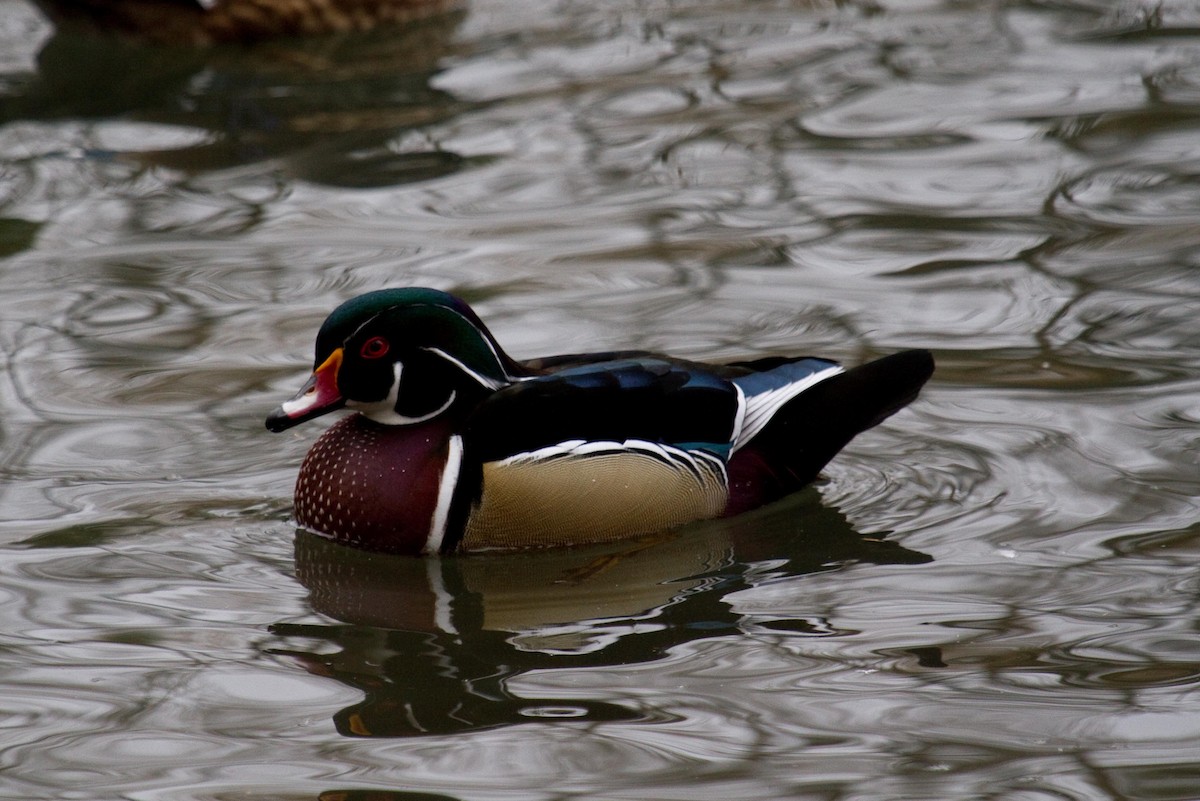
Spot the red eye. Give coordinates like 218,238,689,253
360,336,390,359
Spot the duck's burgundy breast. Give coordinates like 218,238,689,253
294,414,455,553
723,447,788,518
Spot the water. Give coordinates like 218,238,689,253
1,0,1198,798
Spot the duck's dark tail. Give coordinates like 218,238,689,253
724,349,934,516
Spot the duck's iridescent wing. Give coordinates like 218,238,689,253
467,358,743,462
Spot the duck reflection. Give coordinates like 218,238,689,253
318,791,459,801
269,491,930,738
31,0,463,45
7,10,468,188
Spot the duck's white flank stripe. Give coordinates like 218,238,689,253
496,438,728,484
424,434,464,555
499,440,586,463
733,365,844,451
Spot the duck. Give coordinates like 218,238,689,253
31,0,462,44
266,288,934,555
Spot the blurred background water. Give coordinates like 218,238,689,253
0,0,1198,799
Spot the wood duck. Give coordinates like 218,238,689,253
32,0,462,44
267,288,934,555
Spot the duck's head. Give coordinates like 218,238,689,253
267,288,522,432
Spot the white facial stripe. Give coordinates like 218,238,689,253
422,347,507,390
441,307,514,380
347,308,389,345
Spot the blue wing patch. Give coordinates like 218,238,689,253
551,358,729,393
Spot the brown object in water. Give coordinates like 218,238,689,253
31,0,465,45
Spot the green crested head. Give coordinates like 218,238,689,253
310,288,438,367
312,288,504,369
267,288,523,431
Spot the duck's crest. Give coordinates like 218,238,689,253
313,288,523,384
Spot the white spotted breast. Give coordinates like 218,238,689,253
294,414,457,553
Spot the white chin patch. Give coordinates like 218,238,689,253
348,361,456,425
351,391,456,426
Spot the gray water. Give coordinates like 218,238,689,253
1,0,1199,799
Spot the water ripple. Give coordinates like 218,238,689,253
1052,165,1200,227
0,0,1199,799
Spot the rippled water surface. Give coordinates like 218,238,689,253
1,0,1199,798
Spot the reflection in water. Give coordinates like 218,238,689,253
4,14,468,187
271,494,930,738
319,791,460,801
1,0,1200,798
31,0,463,45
